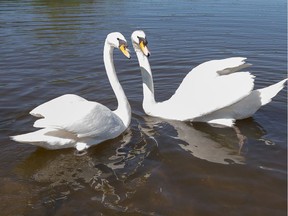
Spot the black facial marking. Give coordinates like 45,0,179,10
138,36,148,45
118,38,128,48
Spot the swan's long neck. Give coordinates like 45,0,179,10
135,50,156,112
103,41,131,127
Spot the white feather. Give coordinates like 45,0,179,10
195,78,288,123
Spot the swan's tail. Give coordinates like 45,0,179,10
10,128,76,149
258,78,287,106
194,78,287,125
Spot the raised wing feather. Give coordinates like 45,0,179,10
177,57,248,88
166,57,255,120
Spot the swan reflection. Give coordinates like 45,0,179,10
140,116,267,165
14,123,158,211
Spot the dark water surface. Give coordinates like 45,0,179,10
0,0,287,215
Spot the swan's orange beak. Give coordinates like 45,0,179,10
119,44,131,59
139,40,150,57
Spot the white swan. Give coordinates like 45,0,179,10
131,30,287,127
11,32,131,151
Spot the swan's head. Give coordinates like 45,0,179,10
106,32,131,59
131,30,150,57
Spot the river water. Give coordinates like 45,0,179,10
0,0,287,215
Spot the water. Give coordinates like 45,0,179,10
0,0,287,215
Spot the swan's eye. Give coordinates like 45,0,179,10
137,36,142,43
118,38,127,48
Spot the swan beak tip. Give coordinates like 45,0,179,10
126,52,131,59
139,41,150,57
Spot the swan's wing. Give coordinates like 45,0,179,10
30,94,87,117
175,57,250,95
186,57,250,79
166,57,254,119
167,70,255,120
33,100,125,138
10,128,77,149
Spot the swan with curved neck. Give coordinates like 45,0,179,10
11,32,131,151
131,30,287,127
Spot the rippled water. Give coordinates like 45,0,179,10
0,0,287,215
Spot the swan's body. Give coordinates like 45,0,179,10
194,78,287,126
132,30,287,127
11,32,131,151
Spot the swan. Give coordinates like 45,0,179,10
11,32,131,151
131,30,287,127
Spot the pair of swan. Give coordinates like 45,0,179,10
11,31,287,151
